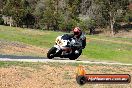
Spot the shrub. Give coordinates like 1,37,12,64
0,15,4,25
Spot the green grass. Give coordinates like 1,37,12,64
0,25,63,48
83,40,132,63
0,61,43,68
0,25,132,63
1,61,131,68
87,35,132,43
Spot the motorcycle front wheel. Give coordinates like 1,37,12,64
47,47,57,59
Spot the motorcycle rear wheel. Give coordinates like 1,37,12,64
69,55,79,60
47,47,57,59
69,50,82,60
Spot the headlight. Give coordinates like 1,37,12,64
55,39,63,45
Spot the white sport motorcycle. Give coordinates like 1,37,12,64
47,34,82,60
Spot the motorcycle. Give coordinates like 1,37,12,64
47,34,82,60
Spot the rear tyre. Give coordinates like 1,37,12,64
69,54,79,60
47,47,57,59
69,50,82,60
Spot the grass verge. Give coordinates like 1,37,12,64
0,25,132,63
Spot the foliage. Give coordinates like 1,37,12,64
78,18,96,32
124,10,132,22
36,0,81,31
94,0,130,35
0,0,131,33
0,15,4,25
2,0,35,27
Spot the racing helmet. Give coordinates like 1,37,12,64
73,27,82,37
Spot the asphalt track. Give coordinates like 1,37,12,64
0,54,132,66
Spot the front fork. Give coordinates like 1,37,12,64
53,45,62,56
54,45,61,52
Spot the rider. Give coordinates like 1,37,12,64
69,27,86,51
58,27,86,57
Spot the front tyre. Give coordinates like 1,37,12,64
47,47,57,59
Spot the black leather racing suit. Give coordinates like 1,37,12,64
68,33,86,49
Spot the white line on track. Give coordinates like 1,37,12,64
0,58,132,66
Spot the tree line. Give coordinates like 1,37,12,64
0,0,132,35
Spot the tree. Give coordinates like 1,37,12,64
0,0,3,13
95,0,129,35
78,17,96,34
36,0,81,31
2,0,35,27
58,0,81,31
80,0,130,35
80,0,106,33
